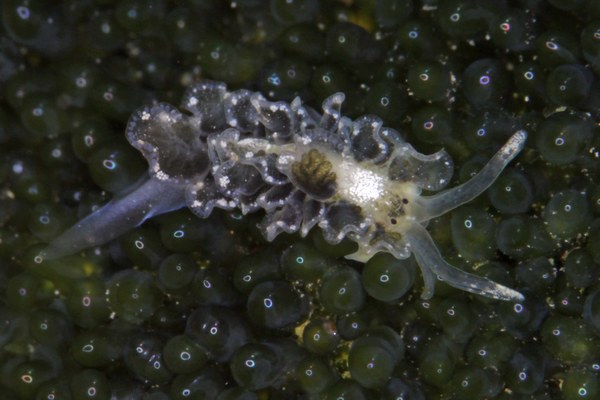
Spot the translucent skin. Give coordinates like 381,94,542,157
44,80,527,302
42,177,186,259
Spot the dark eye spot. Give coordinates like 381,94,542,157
402,198,409,204
390,218,397,225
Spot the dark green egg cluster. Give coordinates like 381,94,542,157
1,0,599,399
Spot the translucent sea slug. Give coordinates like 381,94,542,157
44,80,527,302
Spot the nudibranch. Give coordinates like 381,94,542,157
44,80,527,302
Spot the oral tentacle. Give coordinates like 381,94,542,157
404,222,524,302
417,130,527,221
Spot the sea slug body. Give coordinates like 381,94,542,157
44,80,527,302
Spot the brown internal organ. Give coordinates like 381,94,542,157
291,149,337,200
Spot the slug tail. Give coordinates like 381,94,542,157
418,130,527,221
42,177,186,259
